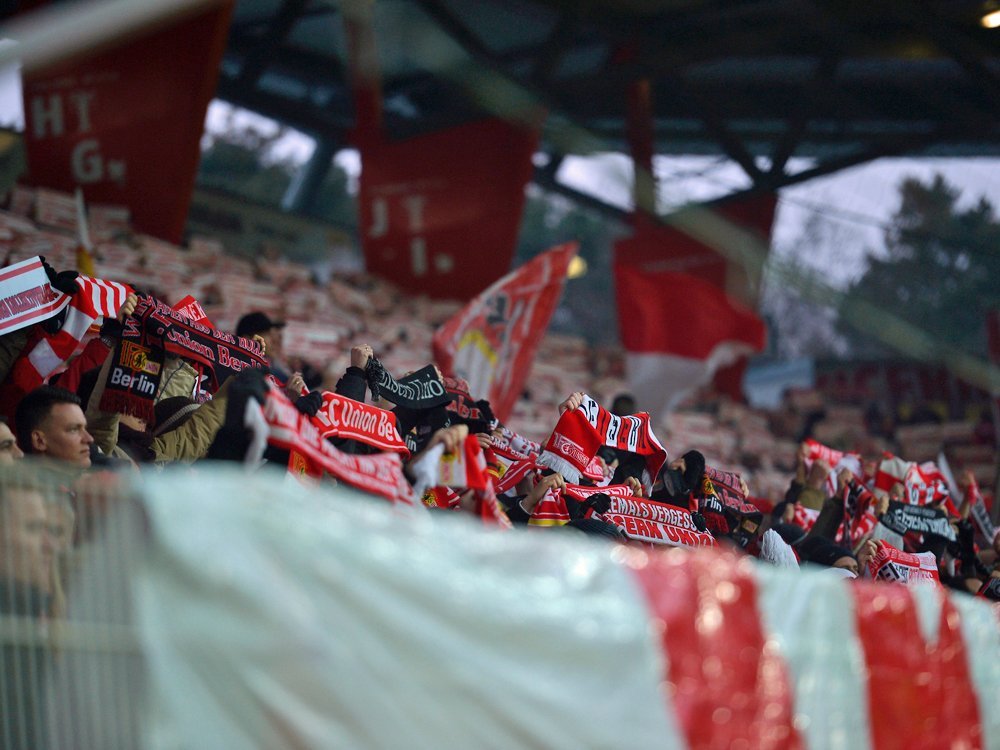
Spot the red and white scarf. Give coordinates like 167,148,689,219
874,454,950,508
496,424,541,457
537,394,666,488
792,503,819,533
864,540,940,586
0,256,70,335
263,383,417,506
600,493,716,549
408,434,511,528
0,273,131,421
527,481,632,527
311,391,409,455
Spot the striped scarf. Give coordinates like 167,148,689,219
0,275,131,422
536,394,666,489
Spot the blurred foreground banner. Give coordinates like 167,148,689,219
126,469,998,749
21,2,233,244
432,242,578,421
7,466,996,748
357,119,538,300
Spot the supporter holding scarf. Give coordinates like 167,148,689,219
535,391,666,489
364,357,450,410
100,295,267,422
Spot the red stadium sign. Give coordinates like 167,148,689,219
21,3,233,244
357,119,538,300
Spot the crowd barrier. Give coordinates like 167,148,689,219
0,464,997,749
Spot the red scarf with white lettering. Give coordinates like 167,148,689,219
537,394,666,488
310,391,409,455
263,383,417,505
601,493,716,549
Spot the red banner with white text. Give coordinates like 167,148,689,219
357,119,538,300
21,3,233,244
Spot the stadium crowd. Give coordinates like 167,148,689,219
0,188,997,746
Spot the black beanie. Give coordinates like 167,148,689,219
797,536,855,568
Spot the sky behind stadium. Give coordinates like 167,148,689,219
201,101,1000,290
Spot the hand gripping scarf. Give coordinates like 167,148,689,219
364,357,451,409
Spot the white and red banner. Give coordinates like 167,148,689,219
432,242,578,421
614,265,766,418
21,3,233,244
138,470,1000,750
357,119,538,300
0,255,70,334
614,196,774,415
864,540,940,585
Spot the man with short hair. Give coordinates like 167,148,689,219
15,386,94,472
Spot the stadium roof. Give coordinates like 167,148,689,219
218,0,1000,212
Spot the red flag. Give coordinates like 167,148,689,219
614,264,765,419
432,242,578,422
358,119,538,299
21,3,233,244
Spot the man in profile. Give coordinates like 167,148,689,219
15,386,94,475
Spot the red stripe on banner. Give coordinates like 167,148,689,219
631,550,803,750
851,583,982,750
0,259,42,282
